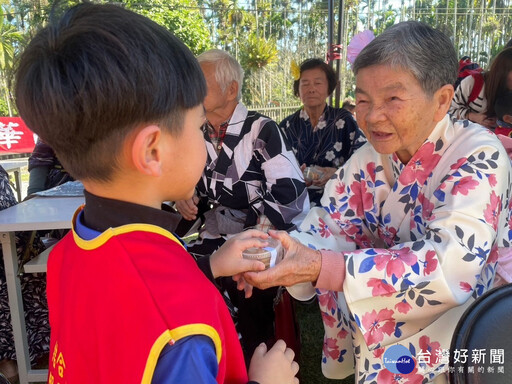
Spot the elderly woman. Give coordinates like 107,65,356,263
279,59,365,206
245,21,512,383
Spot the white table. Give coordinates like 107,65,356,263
0,159,27,202
0,195,84,384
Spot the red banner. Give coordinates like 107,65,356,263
0,117,36,154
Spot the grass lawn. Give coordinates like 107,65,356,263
296,298,354,384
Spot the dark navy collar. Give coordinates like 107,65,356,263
82,190,181,234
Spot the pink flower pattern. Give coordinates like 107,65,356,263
318,218,331,238
374,248,418,279
460,281,473,292
313,119,512,382
367,278,396,297
419,335,442,367
361,308,396,346
488,174,497,187
377,366,425,384
398,142,441,185
367,162,377,183
423,250,438,276
484,191,501,230
323,337,340,360
348,180,373,216
451,176,479,196
417,193,435,220
394,300,413,314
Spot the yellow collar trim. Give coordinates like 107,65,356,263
71,206,185,251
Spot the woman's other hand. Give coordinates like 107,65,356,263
311,166,337,187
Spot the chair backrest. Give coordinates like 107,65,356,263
450,283,512,383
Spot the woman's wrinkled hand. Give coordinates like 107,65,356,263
243,230,322,290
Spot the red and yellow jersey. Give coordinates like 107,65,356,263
47,208,247,384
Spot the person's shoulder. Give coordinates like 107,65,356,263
458,74,478,90
246,109,280,131
279,108,302,128
340,141,376,167
453,120,510,158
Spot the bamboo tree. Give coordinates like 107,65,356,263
0,7,23,116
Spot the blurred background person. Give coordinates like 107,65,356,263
27,139,73,196
449,47,512,129
279,58,365,206
174,49,308,362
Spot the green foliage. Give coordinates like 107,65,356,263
240,33,277,70
123,0,212,54
4,0,512,109
0,94,9,116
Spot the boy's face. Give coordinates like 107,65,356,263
162,104,206,200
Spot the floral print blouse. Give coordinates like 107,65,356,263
291,115,512,383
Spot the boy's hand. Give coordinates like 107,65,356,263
248,340,299,384
175,196,199,220
210,229,269,278
244,230,322,290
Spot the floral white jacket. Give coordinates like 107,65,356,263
293,115,512,383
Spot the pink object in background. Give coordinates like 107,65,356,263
497,134,512,159
494,134,512,287
347,30,375,65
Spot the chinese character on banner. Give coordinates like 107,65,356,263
490,349,504,364
0,117,37,154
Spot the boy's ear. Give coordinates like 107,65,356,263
131,125,163,177
504,114,512,124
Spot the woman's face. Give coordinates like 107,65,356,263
355,64,439,164
298,68,330,109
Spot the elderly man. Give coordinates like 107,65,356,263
245,21,512,383
175,49,309,359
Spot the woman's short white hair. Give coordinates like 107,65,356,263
353,21,457,96
197,49,244,101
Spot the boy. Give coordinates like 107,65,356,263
15,3,298,384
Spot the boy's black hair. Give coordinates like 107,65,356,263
293,58,337,98
495,91,512,121
15,2,206,181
